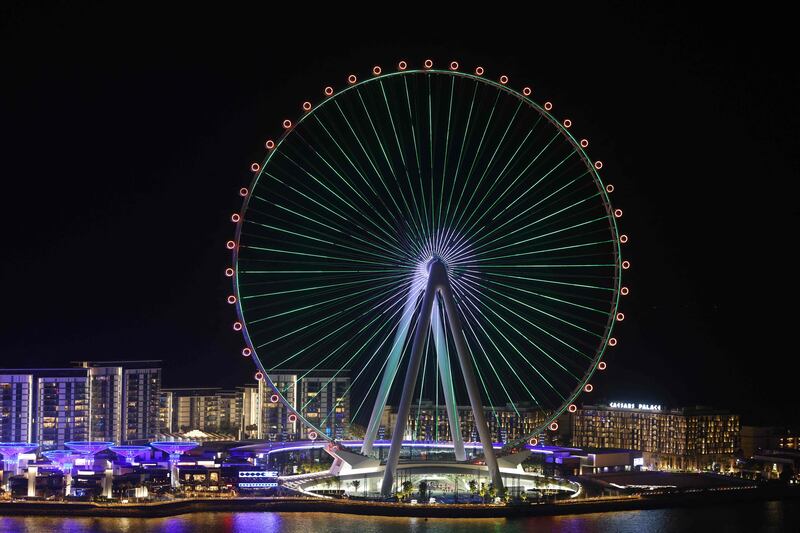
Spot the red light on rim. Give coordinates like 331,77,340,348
568,404,577,413
609,337,618,346
594,161,604,170
522,87,531,96
584,384,594,393
563,119,572,128
598,361,608,370
449,61,459,70
242,347,252,357
227,295,237,304
308,431,318,440
255,371,263,381
620,234,629,243
233,321,243,331
347,74,357,84
529,437,538,446
239,187,248,197
499,75,509,84
265,140,275,150
580,139,589,148
231,213,240,223
288,414,298,423
606,184,614,193
282,119,292,129
225,268,234,277
621,287,629,296
549,422,559,431
250,162,260,172
324,86,334,96
622,260,631,270
616,312,625,321
398,61,408,71
424,59,433,69
544,101,553,111
302,101,312,111
614,209,623,218
372,65,382,75
226,240,236,250
475,66,484,75
270,394,279,403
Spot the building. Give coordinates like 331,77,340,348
84,365,122,442
740,426,783,458
0,368,91,448
259,370,350,442
1,361,161,448
73,361,161,443
571,403,740,471
158,389,174,434
240,384,261,439
299,370,350,440
739,426,799,458
0,373,33,442
779,429,800,451
161,387,243,437
381,401,548,444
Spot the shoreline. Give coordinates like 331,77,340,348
1,487,797,519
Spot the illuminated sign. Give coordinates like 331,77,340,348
609,402,662,411
238,470,278,478
633,457,644,466
238,482,278,488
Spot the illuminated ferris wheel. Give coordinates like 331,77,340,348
224,59,628,491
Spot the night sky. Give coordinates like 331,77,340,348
2,5,797,425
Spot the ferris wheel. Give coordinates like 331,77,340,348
225,59,628,492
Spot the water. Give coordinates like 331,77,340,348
0,500,796,532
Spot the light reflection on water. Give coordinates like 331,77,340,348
0,500,795,533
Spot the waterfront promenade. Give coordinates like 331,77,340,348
0,485,796,519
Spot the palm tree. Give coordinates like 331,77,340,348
418,480,428,501
351,479,360,496
401,480,413,501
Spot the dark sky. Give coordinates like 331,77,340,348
2,4,797,425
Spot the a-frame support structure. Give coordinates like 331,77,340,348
360,258,503,496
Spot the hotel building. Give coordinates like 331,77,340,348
571,403,740,471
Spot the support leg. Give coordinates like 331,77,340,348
362,287,420,455
432,294,466,461
380,275,438,496
438,283,504,490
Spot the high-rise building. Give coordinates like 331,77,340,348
1,361,161,448
0,368,91,448
571,403,740,471
73,361,161,443
299,370,350,441
86,366,122,442
264,373,297,441
260,370,351,441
